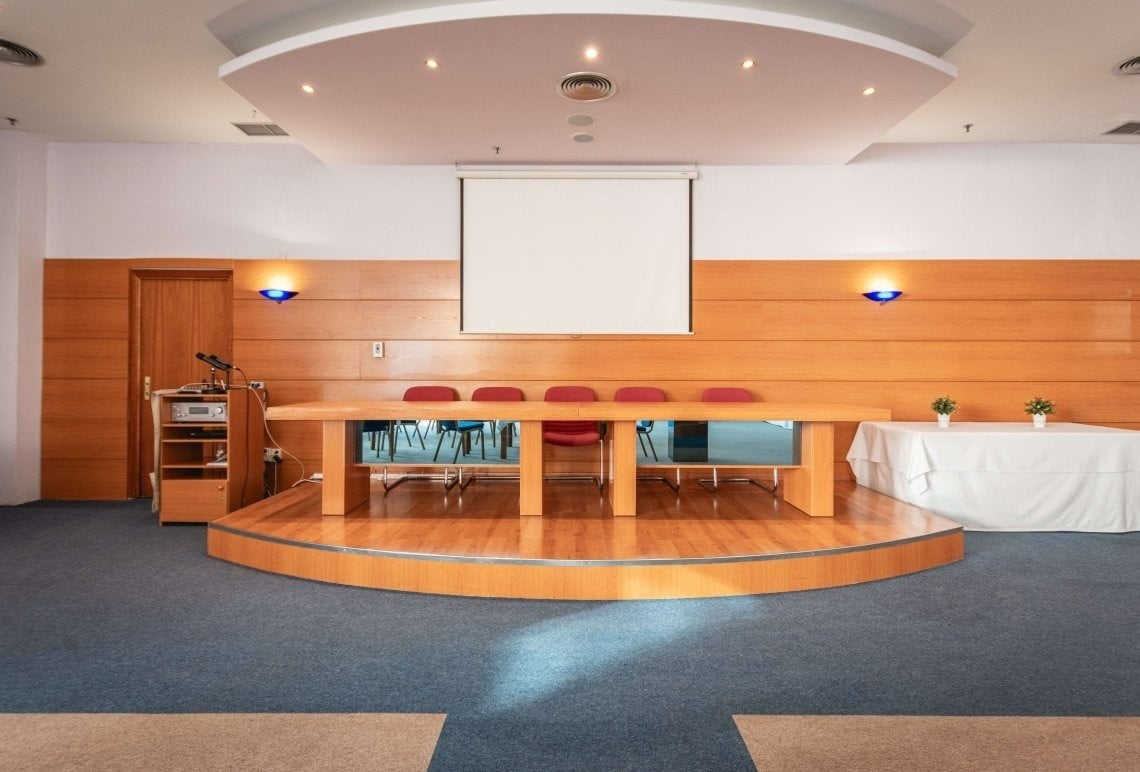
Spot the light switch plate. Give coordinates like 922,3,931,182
372,342,384,358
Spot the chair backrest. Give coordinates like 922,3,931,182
403,385,457,401
471,386,524,402
614,386,666,402
701,386,753,403
544,385,597,435
545,385,595,403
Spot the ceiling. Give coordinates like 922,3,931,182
1,0,1137,165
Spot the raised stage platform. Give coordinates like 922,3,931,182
207,479,964,600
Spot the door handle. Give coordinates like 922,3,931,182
144,375,151,401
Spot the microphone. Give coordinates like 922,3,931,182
196,352,233,371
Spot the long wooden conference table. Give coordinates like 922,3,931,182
265,401,891,518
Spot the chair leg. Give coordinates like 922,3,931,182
697,467,778,494
597,439,605,491
454,428,484,462
645,433,659,462
433,431,448,462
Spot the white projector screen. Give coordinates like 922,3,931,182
460,174,692,334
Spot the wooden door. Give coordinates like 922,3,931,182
129,270,232,497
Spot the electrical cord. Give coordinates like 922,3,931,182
248,384,308,488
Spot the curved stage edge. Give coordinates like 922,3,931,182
207,479,964,600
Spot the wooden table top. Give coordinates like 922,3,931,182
266,400,891,422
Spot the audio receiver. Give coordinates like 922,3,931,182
171,402,228,423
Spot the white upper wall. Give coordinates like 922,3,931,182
1,132,45,505
47,141,1140,259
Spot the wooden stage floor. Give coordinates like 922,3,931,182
207,478,964,600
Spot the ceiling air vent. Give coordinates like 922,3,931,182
1104,122,1140,136
558,72,616,102
0,38,43,66
1115,56,1140,75
232,122,288,137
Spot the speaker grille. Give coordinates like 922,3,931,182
1104,121,1140,136
232,122,289,137
0,38,43,66
1116,56,1140,75
558,72,616,102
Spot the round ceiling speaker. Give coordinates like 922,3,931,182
0,38,43,66
558,72,616,102
1115,56,1140,75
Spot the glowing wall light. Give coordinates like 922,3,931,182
862,289,902,304
259,288,299,303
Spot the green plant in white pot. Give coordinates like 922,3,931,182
1025,396,1055,428
931,396,958,428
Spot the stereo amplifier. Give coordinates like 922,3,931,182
171,402,228,423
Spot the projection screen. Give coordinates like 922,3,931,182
459,170,693,334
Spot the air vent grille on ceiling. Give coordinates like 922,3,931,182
0,38,43,66
1116,56,1140,75
1104,122,1140,136
558,72,616,102
232,122,288,136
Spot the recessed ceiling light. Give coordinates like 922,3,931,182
300,83,315,94
567,114,594,126
425,58,439,69
862,86,877,96
571,132,595,143
741,59,756,70
584,47,598,60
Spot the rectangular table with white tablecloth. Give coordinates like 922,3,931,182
846,422,1140,532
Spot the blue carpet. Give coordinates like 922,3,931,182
1,500,1138,770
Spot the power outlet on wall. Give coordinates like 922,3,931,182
263,448,283,462
372,341,384,358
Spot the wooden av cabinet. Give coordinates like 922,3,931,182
157,389,265,523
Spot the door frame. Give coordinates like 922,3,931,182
127,268,233,498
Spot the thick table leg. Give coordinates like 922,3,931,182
519,420,544,516
322,420,370,516
781,421,835,517
609,420,637,516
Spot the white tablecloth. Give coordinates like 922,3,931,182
846,422,1140,532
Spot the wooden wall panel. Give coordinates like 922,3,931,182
42,380,128,420
44,259,129,298
692,300,1138,341
695,260,1140,301
43,299,130,339
359,260,460,299
41,420,128,460
41,257,1140,500
41,460,129,499
43,340,128,379
345,340,1140,383
232,340,362,380
233,299,464,340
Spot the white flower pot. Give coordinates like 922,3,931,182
1032,413,1047,428
937,413,951,428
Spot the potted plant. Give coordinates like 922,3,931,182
1025,396,1055,428
930,395,958,428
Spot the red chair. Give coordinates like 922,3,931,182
614,386,679,492
613,386,665,461
697,386,778,494
364,385,438,460
543,385,604,490
471,386,524,460
379,385,462,491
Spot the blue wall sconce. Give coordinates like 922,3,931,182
259,288,299,303
862,289,902,304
